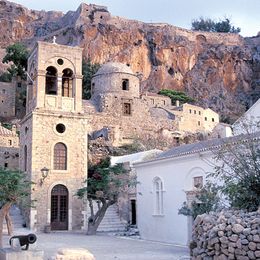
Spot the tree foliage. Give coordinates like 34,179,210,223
158,89,195,105
178,183,221,219
212,131,260,211
179,121,260,218
77,157,135,235
82,59,100,100
0,72,12,82
2,43,29,79
191,17,241,33
0,169,31,247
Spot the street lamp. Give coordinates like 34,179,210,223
40,167,49,186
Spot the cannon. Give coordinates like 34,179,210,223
9,233,37,250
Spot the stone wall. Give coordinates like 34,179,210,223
191,209,260,260
0,81,15,118
0,124,19,170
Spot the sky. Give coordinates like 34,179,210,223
10,0,260,37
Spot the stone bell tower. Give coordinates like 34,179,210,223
20,41,88,231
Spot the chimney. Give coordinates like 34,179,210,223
176,100,180,107
12,125,17,134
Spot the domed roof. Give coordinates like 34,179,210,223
94,62,135,76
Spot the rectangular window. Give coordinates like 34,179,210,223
199,111,201,115
122,79,129,90
212,118,215,122
4,162,8,168
193,176,203,189
194,110,196,114
198,121,201,126
8,140,12,146
123,103,131,115
205,117,207,121
17,83,22,88
189,109,192,113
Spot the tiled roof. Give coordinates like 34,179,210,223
157,131,260,160
0,125,16,137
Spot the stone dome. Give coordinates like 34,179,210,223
94,62,135,76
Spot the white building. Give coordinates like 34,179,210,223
134,131,260,245
233,98,260,135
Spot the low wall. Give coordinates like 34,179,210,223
191,209,260,259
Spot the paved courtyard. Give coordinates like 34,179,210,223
3,231,190,260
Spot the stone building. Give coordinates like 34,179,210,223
20,41,88,231
84,62,220,147
0,81,15,118
0,79,26,120
0,124,19,170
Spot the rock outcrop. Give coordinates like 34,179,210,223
0,0,259,120
191,209,260,259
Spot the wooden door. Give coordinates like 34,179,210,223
51,184,68,230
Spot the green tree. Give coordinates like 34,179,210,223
178,183,221,219
77,157,135,235
191,17,240,33
2,43,29,79
0,169,31,247
82,59,100,100
180,123,260,218
158,89,195,105
212,131,260,211
0,72,12,82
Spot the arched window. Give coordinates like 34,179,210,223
46,66,58,95
153,177,164,215
54,143,67,170
62,68,73,97
122,79,129,90
24,145,27,171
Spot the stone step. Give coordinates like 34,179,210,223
92,202,127,232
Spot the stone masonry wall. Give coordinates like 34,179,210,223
191,209,260,260
0,81,15,118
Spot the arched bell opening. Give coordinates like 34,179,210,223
46,66,58,95
62,68,73,97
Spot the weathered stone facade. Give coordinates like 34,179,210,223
0,81,15,118
84,62,219,147
0,124,19,170
0,78,26,120
20,41,88,231
191,209,260,260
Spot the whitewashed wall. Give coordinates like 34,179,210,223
135,151,215,246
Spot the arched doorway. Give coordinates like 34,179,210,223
51,184,68,230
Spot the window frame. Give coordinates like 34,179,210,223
53,142,67,171
153,177,165,216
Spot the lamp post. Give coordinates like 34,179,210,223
40,167,49,186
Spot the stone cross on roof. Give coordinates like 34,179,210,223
52,36,57,44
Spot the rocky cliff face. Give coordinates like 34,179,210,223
0,0,259,121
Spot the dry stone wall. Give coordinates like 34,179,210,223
191,209,260,260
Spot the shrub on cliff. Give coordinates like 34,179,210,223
158,89,195,105
191,17,241,33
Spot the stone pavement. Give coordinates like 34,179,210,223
3,231,190,260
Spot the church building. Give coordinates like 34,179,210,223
19,41,88,231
